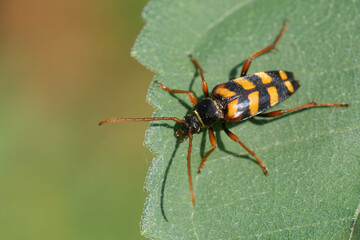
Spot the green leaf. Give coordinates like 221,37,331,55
132,0,360,239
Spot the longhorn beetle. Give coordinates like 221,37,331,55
99,20,349,205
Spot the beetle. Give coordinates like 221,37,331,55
99,20,349,205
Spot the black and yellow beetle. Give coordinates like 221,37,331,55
99,19,349,205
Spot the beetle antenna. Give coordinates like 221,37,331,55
187,131,195,205
99,117,184,126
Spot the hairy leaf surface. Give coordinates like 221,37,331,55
132,0,360,239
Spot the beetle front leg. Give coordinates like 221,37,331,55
155,81,199,106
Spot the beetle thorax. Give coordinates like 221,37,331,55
175,98,221,141
195,98,221,127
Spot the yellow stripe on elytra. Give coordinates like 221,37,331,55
284,81,294,93
279,70,288,80
248,91,259,116
227,98,239,118
214,87,236,98
255,72,272,84
233,78,256,90
267,86,279,106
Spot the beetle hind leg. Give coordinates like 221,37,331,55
258,101,349,118
241,19,289,77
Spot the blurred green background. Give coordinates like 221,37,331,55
0,0,153,239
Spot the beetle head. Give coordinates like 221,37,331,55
175,114,201,141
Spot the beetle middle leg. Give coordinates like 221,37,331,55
189,54,209,97
222,123,268,175
241,19,289,77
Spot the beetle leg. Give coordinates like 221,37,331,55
155,80,198,106
198,128,217,174
258,101,349,118
222,123,268,175
241,19,289,77
189,54,209,97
